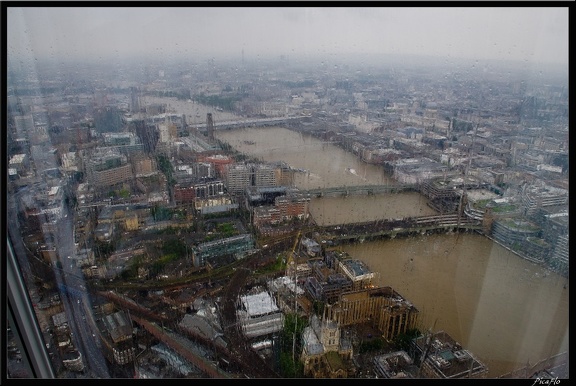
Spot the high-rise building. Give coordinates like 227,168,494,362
225,164,252,194
206,113,214,139
253,163,278,187
226,163,279,194
85,149,133,189
130,86,140,113
132,119,159,154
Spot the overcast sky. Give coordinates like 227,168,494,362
7,6,569,66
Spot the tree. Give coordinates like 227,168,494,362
162,239,186,256
151,205,172,221
392,328,421,351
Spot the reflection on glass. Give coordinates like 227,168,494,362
6,6,568,379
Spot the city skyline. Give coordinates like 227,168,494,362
7,6,569,67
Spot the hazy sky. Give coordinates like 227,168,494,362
7,6,569,66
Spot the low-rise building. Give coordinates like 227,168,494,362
373,350,416,378
411,330,488,378
336,259,374,291
304,260,352,304
195,195,238,215
192,234,254,267
237,289,284,340
326,287,419,342
9,153,30,175
100,310,136,365
491,217,541,252
178,306,228,350
520,181,568,216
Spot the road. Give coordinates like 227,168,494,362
8,187,111,377
56,203,111,377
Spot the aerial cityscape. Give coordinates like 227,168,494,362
6,6,568,380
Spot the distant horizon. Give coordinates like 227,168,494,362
7,7,568,68
8,50,568,87
8,40,569,71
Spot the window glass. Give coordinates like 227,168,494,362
5,6,568,379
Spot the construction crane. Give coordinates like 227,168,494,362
287,229,302,364
418,318,438,377
286,230,301,269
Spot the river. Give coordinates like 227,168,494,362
214,125,569,378
342,234,568,378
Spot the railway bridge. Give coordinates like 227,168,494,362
194,115,307,131
316,213,484,243
303,183,417,197
130,314,230,378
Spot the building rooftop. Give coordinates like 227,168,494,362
374,350,415,378
9,154,27,164
340,259,374,279
178,313,227,349
302,325,324,356
466,189,499,203
102,311,132,343
240,291,280,318
413,330,488,378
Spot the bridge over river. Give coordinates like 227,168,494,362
193,115,307,131
303,183,418,197
314,213,484,244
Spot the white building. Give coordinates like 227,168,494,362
237,290,284,339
